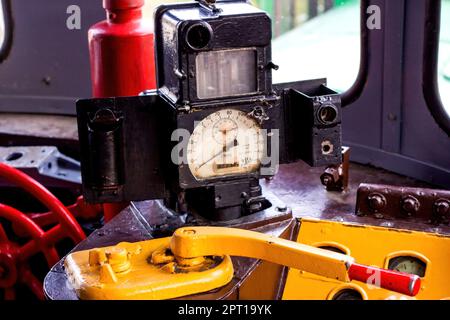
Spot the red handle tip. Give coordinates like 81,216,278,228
348,263,421,297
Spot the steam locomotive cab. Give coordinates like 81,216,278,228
0,0,449,303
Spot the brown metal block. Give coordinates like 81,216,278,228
356,183,450,225
320,146,350,192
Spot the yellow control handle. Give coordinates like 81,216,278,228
170,226,421,296
171,226,354,282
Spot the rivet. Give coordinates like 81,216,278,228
402,196,420,216
434,199,450,217
367,193,387,213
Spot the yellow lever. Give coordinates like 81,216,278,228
171,227,421,297
64,226,420,299
171,227,353,282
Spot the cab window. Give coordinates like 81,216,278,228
265,0,361,93
439,0,450,114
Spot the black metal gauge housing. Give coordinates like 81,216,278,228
170,98,282,190
75,0,344,221
154,0,273,106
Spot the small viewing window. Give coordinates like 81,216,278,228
438,0,450,115
196,49,257,99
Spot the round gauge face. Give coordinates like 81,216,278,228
187,109,264,180
388,256,426,277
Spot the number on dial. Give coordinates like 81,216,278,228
187,109,264,180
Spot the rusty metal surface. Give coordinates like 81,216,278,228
356,183,450,226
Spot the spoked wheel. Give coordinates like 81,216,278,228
0,163,86,300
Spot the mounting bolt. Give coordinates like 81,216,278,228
367,193,387,213
434,199,450,218
401,196,420,216
320,167,339,188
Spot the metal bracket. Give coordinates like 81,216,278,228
0,146,81,187
356,183,450,225
320,146,350,192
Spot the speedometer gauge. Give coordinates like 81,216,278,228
187,109,264,180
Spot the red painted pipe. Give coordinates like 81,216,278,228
348,263,421,297
88,0,157,221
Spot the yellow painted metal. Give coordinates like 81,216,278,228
282,218,450,300
171,227,354,282
66,223,441,300
65,225,358,300
64,237,234,300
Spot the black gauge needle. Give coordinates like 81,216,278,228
197,139,239,169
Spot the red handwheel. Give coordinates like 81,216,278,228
0,163,86,300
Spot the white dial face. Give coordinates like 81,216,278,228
187,109,264,180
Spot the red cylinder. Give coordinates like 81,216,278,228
89,0,156,97
88,0,157,221
348,263,421,296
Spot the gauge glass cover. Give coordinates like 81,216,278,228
388,256,426,277
187,109,264,180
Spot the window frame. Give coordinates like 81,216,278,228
0,0,12,62
341,0,450,188
423,0,450,136
341,0,370,107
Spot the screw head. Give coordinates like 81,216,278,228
434,199,450,217
402,196,420,216
367,193,387,213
